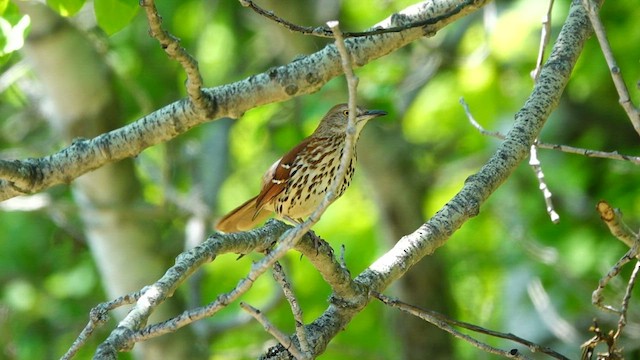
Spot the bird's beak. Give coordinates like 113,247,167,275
364,109,387,117
359,109,387,122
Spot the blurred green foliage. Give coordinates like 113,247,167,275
94,0,138,35
1,0,640,359
47,0,86,17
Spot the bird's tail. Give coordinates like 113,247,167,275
215,196,272,233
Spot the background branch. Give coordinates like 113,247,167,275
461,97,640,164
581,0,640,136
374,292,570,360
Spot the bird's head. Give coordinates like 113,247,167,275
314,103,387,136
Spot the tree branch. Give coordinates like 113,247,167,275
62,291,142,360
140,0,213,117
374,292,569,360
461,98,561,223
264,0,603,357
580,0,640,136
92,220,290,358
271,262,310,357
531,0,555,81
87,220,357,358
460,97,640,164
595,201,639,249
0,0,488,202
239,0,480,39
240,302,307,359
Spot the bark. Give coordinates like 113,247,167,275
0,0,490,201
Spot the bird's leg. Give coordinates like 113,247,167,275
300,223,328,257
282,215,301,228
307,229,330,257
283,216,326,255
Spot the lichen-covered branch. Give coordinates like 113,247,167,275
0,0,489,202
264,0,602,357
92,221,288,358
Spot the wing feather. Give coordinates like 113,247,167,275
254,137,313,213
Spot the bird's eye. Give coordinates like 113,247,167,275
343,110,349,116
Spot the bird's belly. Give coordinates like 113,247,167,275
273,156,355,220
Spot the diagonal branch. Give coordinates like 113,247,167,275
0,0,489,202
264,0,603,357
62,291,142,360
88,219,355,358
271,262,310,357
357,0,600,303
580,0,640,136
595,200,638,248
374,292,569,360
92,221,292,357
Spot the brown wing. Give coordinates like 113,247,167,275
254,137,312,213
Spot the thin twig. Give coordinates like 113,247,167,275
461,98,560,222
205,282,284,337
62,290,143,359
272,262,311,357
129,225,313,343
529,145,560,223
580,320,623,360
614,260,640,339
534,143,640,164
531,0,555,81
239,0,476,39
140,0,211,117
240,302,306,360
596,201,639,248
227,21,364,359
592,245,638,313
90,221,297,355
460,97,640,164
459,98,505,139
327,20,359,156
580,0,640,136
373,292,569,360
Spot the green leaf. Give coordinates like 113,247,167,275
46,0,86,17
0,0,8,16
94,0,138,35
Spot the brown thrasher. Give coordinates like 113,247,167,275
216,103,387,233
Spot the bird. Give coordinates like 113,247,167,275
216,103,387,233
